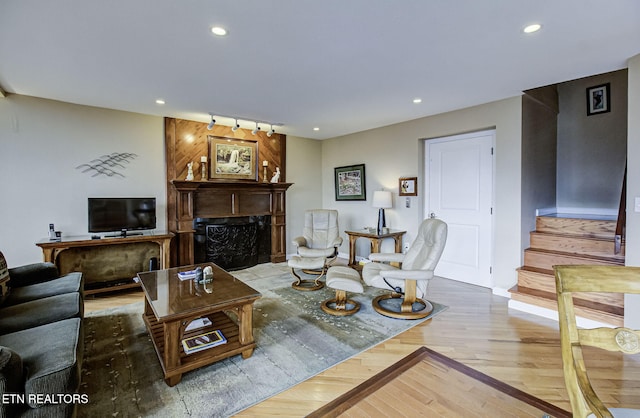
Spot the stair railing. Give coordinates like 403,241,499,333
614,164,626,254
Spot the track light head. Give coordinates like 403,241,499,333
266,125,275,137
231,119,239,132
252,122,261,135
207,116,216,130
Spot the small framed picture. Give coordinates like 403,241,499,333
334,164,366,201
586,83,610,116
399,177,417,196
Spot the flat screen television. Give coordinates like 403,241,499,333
88,197,156,236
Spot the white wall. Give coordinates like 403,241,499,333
0,95,166,266
625,54,640,327
285,135,323,255
321,96,523,291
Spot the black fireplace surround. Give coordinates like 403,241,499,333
193,216,271,271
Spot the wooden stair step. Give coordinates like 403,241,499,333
516,267,624,309
509,285,623,327
529,231,625,259
523,248,624,271
515,213,625,325
536,214,617,239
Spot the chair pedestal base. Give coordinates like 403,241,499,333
322,289,360,316
372,293,433,320
288,255,327,291
291,267,325,291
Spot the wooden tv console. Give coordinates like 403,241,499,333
36,232,173,295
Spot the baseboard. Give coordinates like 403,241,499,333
337,252,370,263
492,287,511,298
338,251,350,260
554,207,618,217
508,299,614,329
535,207,556,216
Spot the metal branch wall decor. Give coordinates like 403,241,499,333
76,152,138,177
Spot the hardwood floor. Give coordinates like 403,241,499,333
84,263,640,417
84,288,143,313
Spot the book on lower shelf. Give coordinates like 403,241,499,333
177,270,197,281
182,329,227,354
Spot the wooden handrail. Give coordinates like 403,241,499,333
614,164,626,254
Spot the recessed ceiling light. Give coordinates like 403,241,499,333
523,23,541,34
413,98,422,104
211,26,228,36
313,127,320,131
155,99,165,105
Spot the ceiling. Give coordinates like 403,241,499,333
1,1,638,140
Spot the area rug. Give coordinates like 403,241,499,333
77,263,447,417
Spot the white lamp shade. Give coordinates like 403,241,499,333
372,190,393,208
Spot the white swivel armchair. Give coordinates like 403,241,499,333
362,218,447,319
289,209,343,290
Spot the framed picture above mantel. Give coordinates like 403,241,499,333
208,136,258,181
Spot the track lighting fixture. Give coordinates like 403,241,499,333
206,113,282,134
252,122,261,135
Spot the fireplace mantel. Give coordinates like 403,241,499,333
170,180,293,266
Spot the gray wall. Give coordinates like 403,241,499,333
557,70,628,213
521,87,558,250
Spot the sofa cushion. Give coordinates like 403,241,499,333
0,293,82,335
0,345,23,388
0,252,10,305
7,262,59,288
0,345,24,417
0,318,82,409
4,272,83,307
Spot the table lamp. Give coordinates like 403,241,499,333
372,190,393,234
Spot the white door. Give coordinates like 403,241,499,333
425,130,494,288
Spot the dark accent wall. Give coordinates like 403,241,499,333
521,85,558,249
557,70,628,210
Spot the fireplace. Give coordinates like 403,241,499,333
193,216,271,271
170,181,292,268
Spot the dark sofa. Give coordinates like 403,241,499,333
0,251,84,418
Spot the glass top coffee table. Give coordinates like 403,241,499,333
137,263,261,386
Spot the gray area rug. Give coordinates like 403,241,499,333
77,263,447,417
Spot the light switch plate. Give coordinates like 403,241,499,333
635,197,640,212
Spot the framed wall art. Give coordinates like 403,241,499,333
334,164,366,201
399,177,417,196
208,136,258,180
586,83,610,116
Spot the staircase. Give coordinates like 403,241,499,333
510,214,625,326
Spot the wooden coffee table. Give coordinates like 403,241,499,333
137,263,261,386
